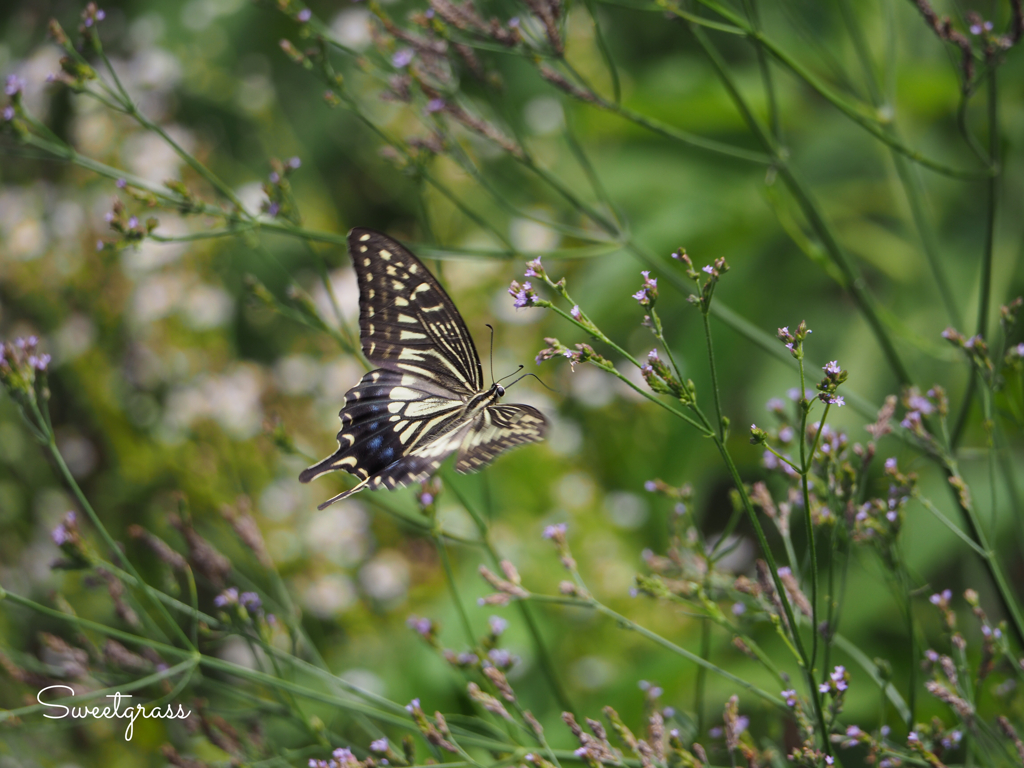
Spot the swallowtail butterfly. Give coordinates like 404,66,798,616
300,228,548,509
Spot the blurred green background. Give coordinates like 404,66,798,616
1,0,1023,764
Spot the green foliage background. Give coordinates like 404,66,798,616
1,0,1023,764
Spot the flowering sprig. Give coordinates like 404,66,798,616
632,270,658,307
816,361,847,406
0,336,53,439
673,249,728,312
778,320,812,361
262,156,303,221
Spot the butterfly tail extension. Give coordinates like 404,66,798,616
315,477,374,510
298,450,357,484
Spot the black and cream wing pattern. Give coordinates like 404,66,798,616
299,228,547,509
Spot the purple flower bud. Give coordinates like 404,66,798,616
405,698,421,713
370,738,389,753
732,602,745,616
267,202,280,217
240,591,261,610
96,239,105,251
116,178,127,188
425,8,435,18
489,615,508,635
5,75,24,96
488,648,512,667
426,98,446,113
542,523,566,539
269,171,280,184
392,48,414,68
508,17,520,27
288,156,301,169
2,106,13,121
297,8,312,22
127,216,139,229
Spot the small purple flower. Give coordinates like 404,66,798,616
824,360,841,375
819,682,830,693
881,726,891,737
731,602,745,616
297,8,312,22
288,156,301,169
778,426,794,443
426,98,446,113
240,591,261,610
702,265,714,274
781,689,797,707
542,523,566,539
267,202,280,217
644,480,657,492
456,651,478,665
269,171,280,184
96,239,105,251
405,698,420,713
907,731,919,744
907,394,935,415
846,725,862,738
778,566,791,577
392,48,414,68
116,178,127,189
32,354,51,372
419,492,434,506
52,523,70,545
762,451,779,470
825,757,834,766
885,457,897,470
488,648,513,667
766,397,785,412
104,211,115,223
370,738,389,753
127,216,139,230
829,395,845,407
5,75,24,96
570,305,581,320
425,8,435,18
2,106,13,121
406,615,432,636
524,256,543,277
214,587,240,607
489,615,508,635
508,17,520,28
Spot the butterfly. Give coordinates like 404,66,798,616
300,228,548,509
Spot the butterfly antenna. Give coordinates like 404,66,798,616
504,371,560,394
485,324,496,385
496,364,524,384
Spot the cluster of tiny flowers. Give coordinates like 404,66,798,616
816,360,847,407
818,665,849,696
214,587,272,623
0,336,51,405
4,74,23,121
632,271,658,307
524,256,546,280
263,156,302,218
51,511,79,547
509,280,539,309
308,747,361,768
777,321,811,359
406,615,434,640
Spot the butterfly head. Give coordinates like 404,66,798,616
495,384,505,397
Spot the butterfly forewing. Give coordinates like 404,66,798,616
456,404,548,473
350,228,483,395
300,229,548,509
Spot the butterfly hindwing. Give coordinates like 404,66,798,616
350,228,483,396
298,368,466,484
456,404,548,473
301,229,549,508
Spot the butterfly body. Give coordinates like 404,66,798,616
300,229,547,509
